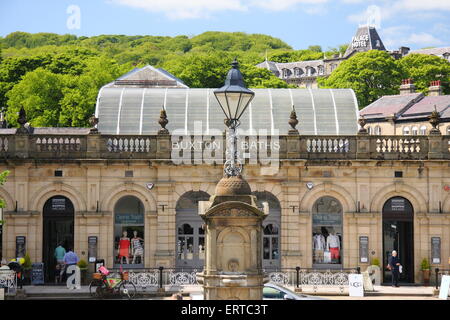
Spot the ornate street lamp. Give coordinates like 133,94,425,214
214,59,255,176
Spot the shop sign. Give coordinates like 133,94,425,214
115,213,144,225
349,274,364,297
51,198,66,211
313,213,342,226
390,198,405,211
431,237,441,264
438,275,450,300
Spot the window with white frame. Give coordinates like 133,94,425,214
294,67,302,77
367,126,372,135
282,68,289,78
412,126,418,135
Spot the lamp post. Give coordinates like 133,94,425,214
214,59,255,176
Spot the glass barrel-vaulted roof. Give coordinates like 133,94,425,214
95,88,359,135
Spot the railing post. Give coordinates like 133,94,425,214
356,133,370,159
295,266,300,288
158,266,164,291
357,266,361,274
435,268,439,290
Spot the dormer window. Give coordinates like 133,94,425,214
318,65,324,75
282,68,290,78
294,67,302,78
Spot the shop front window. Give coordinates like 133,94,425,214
114,196,145,267
312,196,343,266
175,191,210,268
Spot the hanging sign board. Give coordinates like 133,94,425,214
438,275,450,300
349,274,364,297
15,236,26,259
88,236,98,263
431,237,441,264
359,236,369,263
31,263,44,285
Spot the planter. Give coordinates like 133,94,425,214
422,269,430,285
80,269,88,285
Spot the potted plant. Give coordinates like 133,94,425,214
370,258,380,267
421,258,431,285
77,259,88,285
22,253,32,285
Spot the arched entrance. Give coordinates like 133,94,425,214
252,191,281,270
175,191,210,268
114,196,145,268
43,196,74,282
382,197,414,283
312,196,343,268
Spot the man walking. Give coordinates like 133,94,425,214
388,250,401,287
54,242,66,284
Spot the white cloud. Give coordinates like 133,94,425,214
406,32,444,46
252,0,328,12
347,5,383,28
111,0,248,19
391,0,450,12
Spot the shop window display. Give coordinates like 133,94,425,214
114,196,145,267
312,196,343,266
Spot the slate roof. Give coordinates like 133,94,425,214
409,47,450,57
399,95,450,120
359,93,423,119
344,26,386,58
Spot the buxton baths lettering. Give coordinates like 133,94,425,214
180,305,268,317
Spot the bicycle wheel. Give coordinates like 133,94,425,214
118,280,137,300
89,279,106,299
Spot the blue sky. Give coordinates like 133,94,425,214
1,0,449,50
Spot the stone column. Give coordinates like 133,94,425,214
197,175,267,300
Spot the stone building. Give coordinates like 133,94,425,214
257,25,450,89
360,79,450,136
0,69,449,286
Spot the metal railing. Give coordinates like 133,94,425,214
105,266,360,293
434,268,450,289
0,270,17,293
264,267,361,293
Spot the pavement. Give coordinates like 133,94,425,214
4,284,447,300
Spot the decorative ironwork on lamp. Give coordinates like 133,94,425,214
213,59,255,176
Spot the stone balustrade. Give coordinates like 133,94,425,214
0,131,448,161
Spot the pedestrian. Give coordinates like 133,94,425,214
54,242,66,284
387,250,401,287
63,248,79,274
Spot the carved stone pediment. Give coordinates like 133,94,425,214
202,201,266,218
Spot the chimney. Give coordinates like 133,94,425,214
429,80,443,96
399,46,410,57
400,78,416,95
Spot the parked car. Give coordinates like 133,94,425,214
263,282,328,300
189,282,328,300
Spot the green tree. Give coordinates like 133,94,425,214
318,50,402,108
6,68,65,127
397,53,450,95
308,45,322,53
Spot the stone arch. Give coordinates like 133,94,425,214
217,227,251,245
370,184,427,213
300,183,355,213
32,183,86,213
0,187,14,211
441,192,450,214
101,183,156,213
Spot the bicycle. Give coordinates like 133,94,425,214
89,267,137,299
